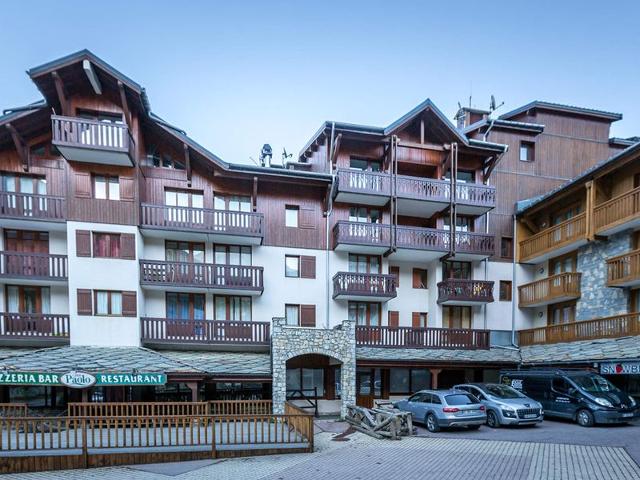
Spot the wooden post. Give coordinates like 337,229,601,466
211,418,217,458
81,418,88,468
430,368,442,389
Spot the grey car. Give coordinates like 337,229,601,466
394,389,487,432
454,383,544,428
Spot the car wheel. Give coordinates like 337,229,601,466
577,409,594,427
426,413,440,433
487,410,500,428
467,425,481,430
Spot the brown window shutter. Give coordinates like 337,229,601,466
300,255,316,279
77,289,92,315
389,266,399,287
411,312,421,328
300,304,316,327
388,310,399,328
412,268,427,289
120,177,135,201
299,206,316,229
75,172,92,198
119,233,136,260
122,291,137,317
76,230,91,257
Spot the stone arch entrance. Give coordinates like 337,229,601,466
271,318,355,418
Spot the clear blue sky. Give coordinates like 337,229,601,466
2,1,638,165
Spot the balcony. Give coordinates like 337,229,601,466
0,252,68,285
333,222,494,261
595,187,640,236
355,325,490,350
0,313,69,346
51,115,135,167
0,192,66,230
333,169,496,218
607,249,640,287
140,204,264,245
519,213,587,264
437,279,494,305
518,313,640,347
518,273,582,308
332,272,397,301
141,318,270,351
139,260,264,295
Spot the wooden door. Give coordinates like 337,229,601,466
4,230,49,277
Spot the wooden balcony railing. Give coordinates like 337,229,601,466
0,192,65,222
140,318,270,345
607,249,640,286
52,115,135,159
0,252,68,280
356,325,490,350
455,183,496,207
518,313,640,346
0,313,70,340
396,175,449,201
454,231,495,257
139,261,264,292
332,272,397,299
437,279,494,304
519,213,586,262
141,204,264,239
518,272,582,307
594,186,640,234
333,221,391,248
394,225,449,252
336,169,391,196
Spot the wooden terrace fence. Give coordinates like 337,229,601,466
0,403,28,417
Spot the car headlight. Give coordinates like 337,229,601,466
501,408,517,418
594,397,613,408
630,397,637,407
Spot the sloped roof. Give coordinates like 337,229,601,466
161,351,271,377
462,118,545,135
520,336,640,364
499,101,622,122
356,346,521,364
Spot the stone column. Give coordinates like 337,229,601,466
271,317,286,415
430,368,442,389
339,319,357,418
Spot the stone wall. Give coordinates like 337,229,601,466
576,231,631,320
271,318,356,418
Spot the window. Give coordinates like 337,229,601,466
166,292,205,320
214,245,251,265
443,261,471,280
389,266,399,287
285,256,300,277
286,368,325,397
285,304,300,326
6,285,50,314
501,237,513,259
444,215,473,232
412,268,428,289
548,301,576,325
93,175,120,200
349,207,381,223
349,158,381,172
93,233,121,258
144,151,185,170
348,302,380,326
412,312,428,328
550,252,577,274
389,368,431,394
214,296,251,321
94,291,122,316
349,254,381,273
519,141,535,162
167,241,205,263
499,281,512,301
214,195,251,212
285,206,299,227
442,306,471,329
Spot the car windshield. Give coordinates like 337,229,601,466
484,384,526,399
570,374,620,394
445,394,478,405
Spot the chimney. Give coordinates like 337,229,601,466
455,107,490,129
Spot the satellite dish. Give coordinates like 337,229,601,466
490,95,496,111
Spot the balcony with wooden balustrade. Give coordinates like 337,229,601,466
519,213,588,264
139,260,264,295
607,249,640,287
51,115,135,166
334,169,391,206
594,186,640,236
0,251,68,285
518,272,582,308
518,313,640,346
140,204,264,245
332,272,397,301
437,279,494,305
140,317,270,351
0,192,66,230
0,313,70,346
355,325,490,350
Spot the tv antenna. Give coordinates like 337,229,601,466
489,94,504,113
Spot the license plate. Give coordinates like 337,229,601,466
464,410,478,415
524,414,538,419
622,413,633,418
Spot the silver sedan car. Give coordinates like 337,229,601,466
454,383,544,427
395,389,486,432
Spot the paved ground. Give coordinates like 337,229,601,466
4,419,640,479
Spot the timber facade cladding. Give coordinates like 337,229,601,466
0,49,638,413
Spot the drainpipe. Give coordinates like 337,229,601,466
325,123,336,329
511,213,518,347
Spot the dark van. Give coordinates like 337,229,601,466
500,369,638,427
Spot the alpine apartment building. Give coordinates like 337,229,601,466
0,50,638,415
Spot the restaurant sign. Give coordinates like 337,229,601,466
600,361,640,375
0,371,167,387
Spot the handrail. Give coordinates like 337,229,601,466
0,313,70,338
332,272,397,298
519,213,586,262
0,191,66,221
594,185,640,232
607,248,640,286
437,279,494,304
140,317,270,345
355,325,490,349
518,272,582,307
0,251,68,280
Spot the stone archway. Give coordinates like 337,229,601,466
271,318,355,418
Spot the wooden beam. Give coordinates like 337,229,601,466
253,177,258,212
330,133,342,168
118,81,132,127
82,60,102,95
521,216,539,235
183,143,192,186
51,71,70,116
442,151,452,177
420,118,425,144
396,140,445,152
6,123,29,171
